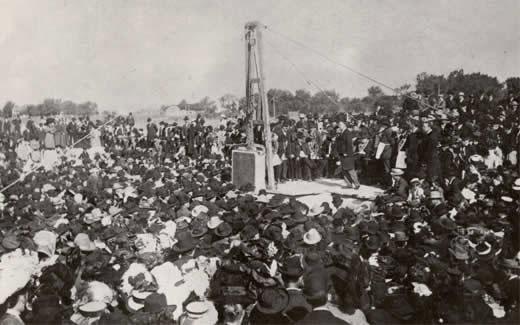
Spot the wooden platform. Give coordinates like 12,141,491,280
269,178,384,210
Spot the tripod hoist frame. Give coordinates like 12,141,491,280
241,21,275,190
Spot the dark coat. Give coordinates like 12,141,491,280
420,130,441,180
404,131,420,171
378,127,395,160
336,129,355,170
146,123,158,140
296,309,350,325
390,177,409,200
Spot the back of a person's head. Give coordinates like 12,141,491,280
303,271,329,308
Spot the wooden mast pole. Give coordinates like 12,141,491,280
245,21,275,190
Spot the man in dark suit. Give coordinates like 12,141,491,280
388,168,409,201
275,122,290,181
336,121,359,189
282,256,312,322
297,270,350,324
420,119,442,184
403,119,421,178
377,119,396,186
146,118,158,148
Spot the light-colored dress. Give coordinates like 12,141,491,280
90,128,102,148
44,126,56,149
54,123,67,148
16,141,32,161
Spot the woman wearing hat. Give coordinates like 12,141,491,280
43,119,56,151
0,286,29,325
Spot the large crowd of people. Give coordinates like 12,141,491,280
0,89,519,324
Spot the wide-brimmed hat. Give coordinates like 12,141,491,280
218,285,255,305
74,233,96,252
364,234,381,251
214,222,233,238
206,216,223,230
255,287,289,314
143,293,167,313
79,301,107,317
33,230,57,257
190,223,208,238
437,215,456,231
127,291,153,312
172,231,198,253
308,204,325,217
240,224,259,241
192,205,209,218
184,301,209,320
449,242,469,260
475,241,492,256
394,231,409,242
1,234,20,251
281,255,304,278
303,228,322,245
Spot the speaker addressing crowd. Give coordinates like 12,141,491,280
0,75,519,324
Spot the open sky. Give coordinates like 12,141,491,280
0,0,519,112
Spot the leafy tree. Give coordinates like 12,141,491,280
416,69,502,96
367,86,384,98
219,94,239,114
178,99,189,110
505,77,520,95
395,84,412,95
267,89,295,115
311,90,341,113
2,101,15,118
293,89,311,113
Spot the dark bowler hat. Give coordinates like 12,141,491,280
255,287,289,314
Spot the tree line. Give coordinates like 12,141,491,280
2,70,519,118
218,70,520,116
1,98,98,118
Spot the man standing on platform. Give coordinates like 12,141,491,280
336,121,359,189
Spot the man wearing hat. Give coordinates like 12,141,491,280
420,119,441,183
388,168,408,201
336,121,359,189
0,286,29,325
282,256,312,322
248,287,290,324
375,118,395,186
297,270,349,324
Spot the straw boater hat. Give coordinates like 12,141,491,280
513,178,520,191
390,168,404,176
79,301,107,317
127,291,153,312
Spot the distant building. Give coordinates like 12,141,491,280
159,105,197,118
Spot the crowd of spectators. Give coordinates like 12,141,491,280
0,89,519,324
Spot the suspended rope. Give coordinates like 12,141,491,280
0,115,121,194
262,24,437,111
264,39,347,114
